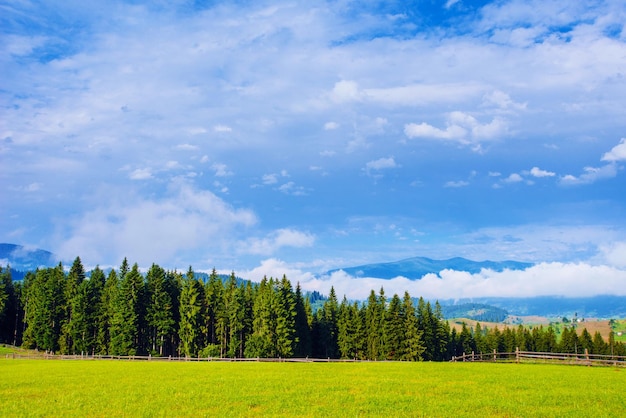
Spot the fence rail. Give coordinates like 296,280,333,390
3,352,362,363
5,349,626,366
451,348,626,367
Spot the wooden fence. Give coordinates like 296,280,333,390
3,352,360,363
451,348,626,367
5,349,626,366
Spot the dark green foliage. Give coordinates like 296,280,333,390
12,256,626,360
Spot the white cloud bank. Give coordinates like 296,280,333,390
238,261,626,301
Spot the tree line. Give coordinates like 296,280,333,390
1,258,624,360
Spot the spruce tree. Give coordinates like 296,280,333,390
178,267,204,357
110,263,144,355
146,263,175,356
401,292,424,361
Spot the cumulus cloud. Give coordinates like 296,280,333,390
600,242,626,269
238,229,315,256
237,258,316,284
129,168,153,180
444,180,469,188
211,163,233,177
503,173,523,183
528,166,555,177
364,157,399,179
324,121,339,130
601,138,626,162
560,164,617,185
292,263,626,300
404,111,508,148
56,182,257,267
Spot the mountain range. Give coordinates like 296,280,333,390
0,243,60,271
327,256,533,280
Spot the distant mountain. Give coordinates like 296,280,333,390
441,303,508,322
446,296,626,318
327,256,533,280
0,243,59,272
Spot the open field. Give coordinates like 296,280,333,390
1,358,624,417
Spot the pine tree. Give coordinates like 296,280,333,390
293,283,312,358
245,277,274,358
96,269,119,354
274,275,296,358
365,290,382,360
87,266,106,355
401,292,424,361
385,294,404,360
178,267,204,357
146,263,175,356
110,263,144,356
59,257,86,354
0,266,19,344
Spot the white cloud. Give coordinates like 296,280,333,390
211,163,233,177
324,121,339,130
262,174,278,185
529,166,555,178
600,242,626,268
601,138,626,162
560,164,617,185
444,180,469,188
57,182,257,267
239,229,315,256
278,181,307,196
175,143,199,151
503,173,523,183
213,124,232,133
295,263,626,300
404,122,467,141
365,156,397,171
330,80,362,103
405,111,508,147
129,168,153,180
238,258,315,284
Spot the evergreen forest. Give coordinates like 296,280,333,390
1,257,624,360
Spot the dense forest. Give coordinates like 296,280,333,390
1,257,624,360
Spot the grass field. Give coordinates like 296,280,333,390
1,358,624,417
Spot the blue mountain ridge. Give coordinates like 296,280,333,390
327,256,534,280
0,243,59,271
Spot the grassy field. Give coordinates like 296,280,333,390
1,358,624,417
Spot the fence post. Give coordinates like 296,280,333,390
516,347,519,363
493,349,496,362
585,348,590,366
471,351,475,362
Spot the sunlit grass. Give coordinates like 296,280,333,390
1,359,624,417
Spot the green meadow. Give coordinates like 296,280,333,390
1,358,624,417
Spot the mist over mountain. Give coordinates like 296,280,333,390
327,256,534,280
0,243,60,271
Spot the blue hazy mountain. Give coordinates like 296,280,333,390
0,243,59,271
328,256,533,280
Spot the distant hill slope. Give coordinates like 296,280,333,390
0,243,59,271
328,256,533,280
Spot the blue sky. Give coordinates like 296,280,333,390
2,0,626,299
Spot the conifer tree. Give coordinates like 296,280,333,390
293,283,312,357
97,269,118,354
401,292,424,361
59,257,86,354
146,263,175,356
110,263,144,355
385,294,404,360
178,267,204,357
274,275,297,357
